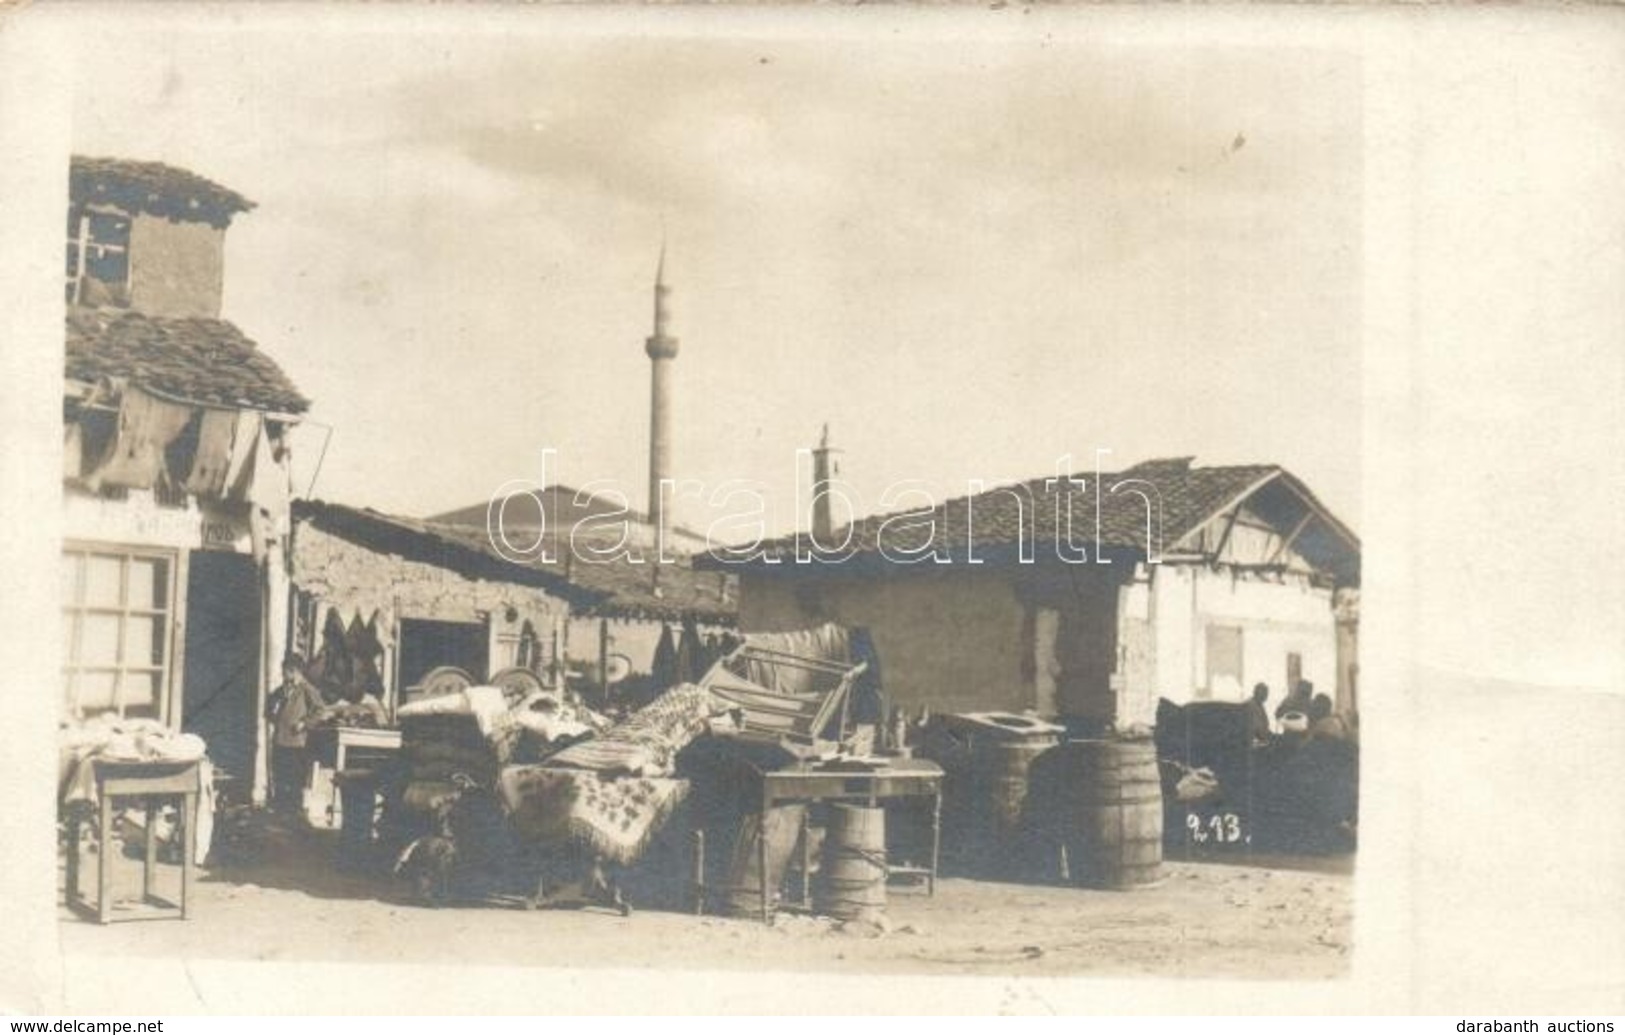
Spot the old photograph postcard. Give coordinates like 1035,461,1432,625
0,1,1620,1017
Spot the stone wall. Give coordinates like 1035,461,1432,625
290,521,572,695
128,213,225,319
1124,562,1339,725
739,566,1035,716
737,557,1342,729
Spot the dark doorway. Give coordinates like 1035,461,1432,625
398,617,488,690
181,551,261,793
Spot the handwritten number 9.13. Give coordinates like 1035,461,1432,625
1187,812,1244,844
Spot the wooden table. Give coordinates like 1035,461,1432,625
308,726,401,829
749,757,944,922
64,759,200,924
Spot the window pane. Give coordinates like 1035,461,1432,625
129,558,168,611
124,614,165,666
76,670,118,712
121,671,161,714
87,211,131,247
79,613,121,667
84,555,123,607
85,247,128,285
61,554,82,602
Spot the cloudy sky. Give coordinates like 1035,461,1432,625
68,10,1362,536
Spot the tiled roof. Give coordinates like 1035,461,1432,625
699,457,1359,580
293,500,606,607
71,156,255,228
431,485,637,530
426,523,738,625
296,500,737,624
65,307,309,414
431,487,710,546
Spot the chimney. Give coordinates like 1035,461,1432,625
811,423,841,542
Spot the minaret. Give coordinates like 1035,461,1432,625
645,242,679,542
811,423,841,542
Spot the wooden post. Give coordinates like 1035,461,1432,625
97,788,114,924
181,787,196,919
598,618,611,707
691,829,706,915
142,796,158,903
256,534,290,807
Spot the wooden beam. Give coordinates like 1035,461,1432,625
1209,506,1243,567
1267,511,1316,566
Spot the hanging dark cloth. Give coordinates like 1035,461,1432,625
310,608,353,702
344,611,385,702
676,616,707,683
650,623,679,691
517,620,540,672
848,626,886,726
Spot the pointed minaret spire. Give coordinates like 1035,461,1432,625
645,239,680,544
653,236,672,338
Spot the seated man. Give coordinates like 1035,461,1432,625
1309,694,1350,741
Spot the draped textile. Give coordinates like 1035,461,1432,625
740,623,852,693
183,407,241,497
84,383,195,491
498,768,689,866
58,718,215,865
544,682,714,777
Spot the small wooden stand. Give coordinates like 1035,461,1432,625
750,758,944,923
64,759,200,924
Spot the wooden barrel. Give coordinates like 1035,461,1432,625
971,736,1059,878
723,804,805,918
1050,738,1164,889
814,804,887,921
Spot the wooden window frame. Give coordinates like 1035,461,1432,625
61,540,185,726
65,203,133,306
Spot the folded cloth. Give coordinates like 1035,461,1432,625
512,709,592,743
397,693,471,719
1175,765,1222,803
515,688,610,734
464,686,510,736
397,685,517,739
499,766,689,866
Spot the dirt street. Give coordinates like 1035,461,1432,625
58,826,1353,981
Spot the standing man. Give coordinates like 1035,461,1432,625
267,653,326,814
1247,682,1274,746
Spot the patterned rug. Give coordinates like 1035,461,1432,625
499,768,689,866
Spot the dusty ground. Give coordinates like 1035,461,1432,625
57,821,1353,981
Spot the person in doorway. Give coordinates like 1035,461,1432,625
1247,682,1274,746
268,653,327,813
